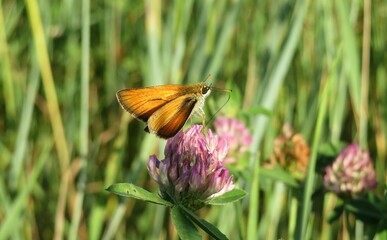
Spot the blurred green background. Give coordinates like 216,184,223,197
1,0,386,239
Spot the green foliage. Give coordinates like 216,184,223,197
107,182,245,239
1,0,386,239
171,206,202,240
206,189,247,205
106,183,173,207
260,167,300,188
179,205,229,240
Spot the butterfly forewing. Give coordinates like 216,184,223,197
147,95,198,138
116,85,189,122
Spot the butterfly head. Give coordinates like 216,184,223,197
201,83,212,97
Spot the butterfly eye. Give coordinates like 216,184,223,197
202,85,210,95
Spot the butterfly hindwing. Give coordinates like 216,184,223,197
147,95,198,138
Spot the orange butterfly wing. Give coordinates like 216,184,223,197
147,95,198,138
116,85,189,122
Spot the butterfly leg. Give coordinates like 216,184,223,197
196,107,206,127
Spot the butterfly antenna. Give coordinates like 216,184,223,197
205,92,231,126
202,74,212,82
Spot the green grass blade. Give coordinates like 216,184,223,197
69,0,90,238
0,1,16,118
297,76,332,239
0,144,52,239
247,154,259,240
25,0,70,172
10,51,40,189
250,0,311,156
335,0,361,117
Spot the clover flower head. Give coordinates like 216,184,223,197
214,117,252,163
270,123,310,180
147,125,235,210
324,143,377,196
